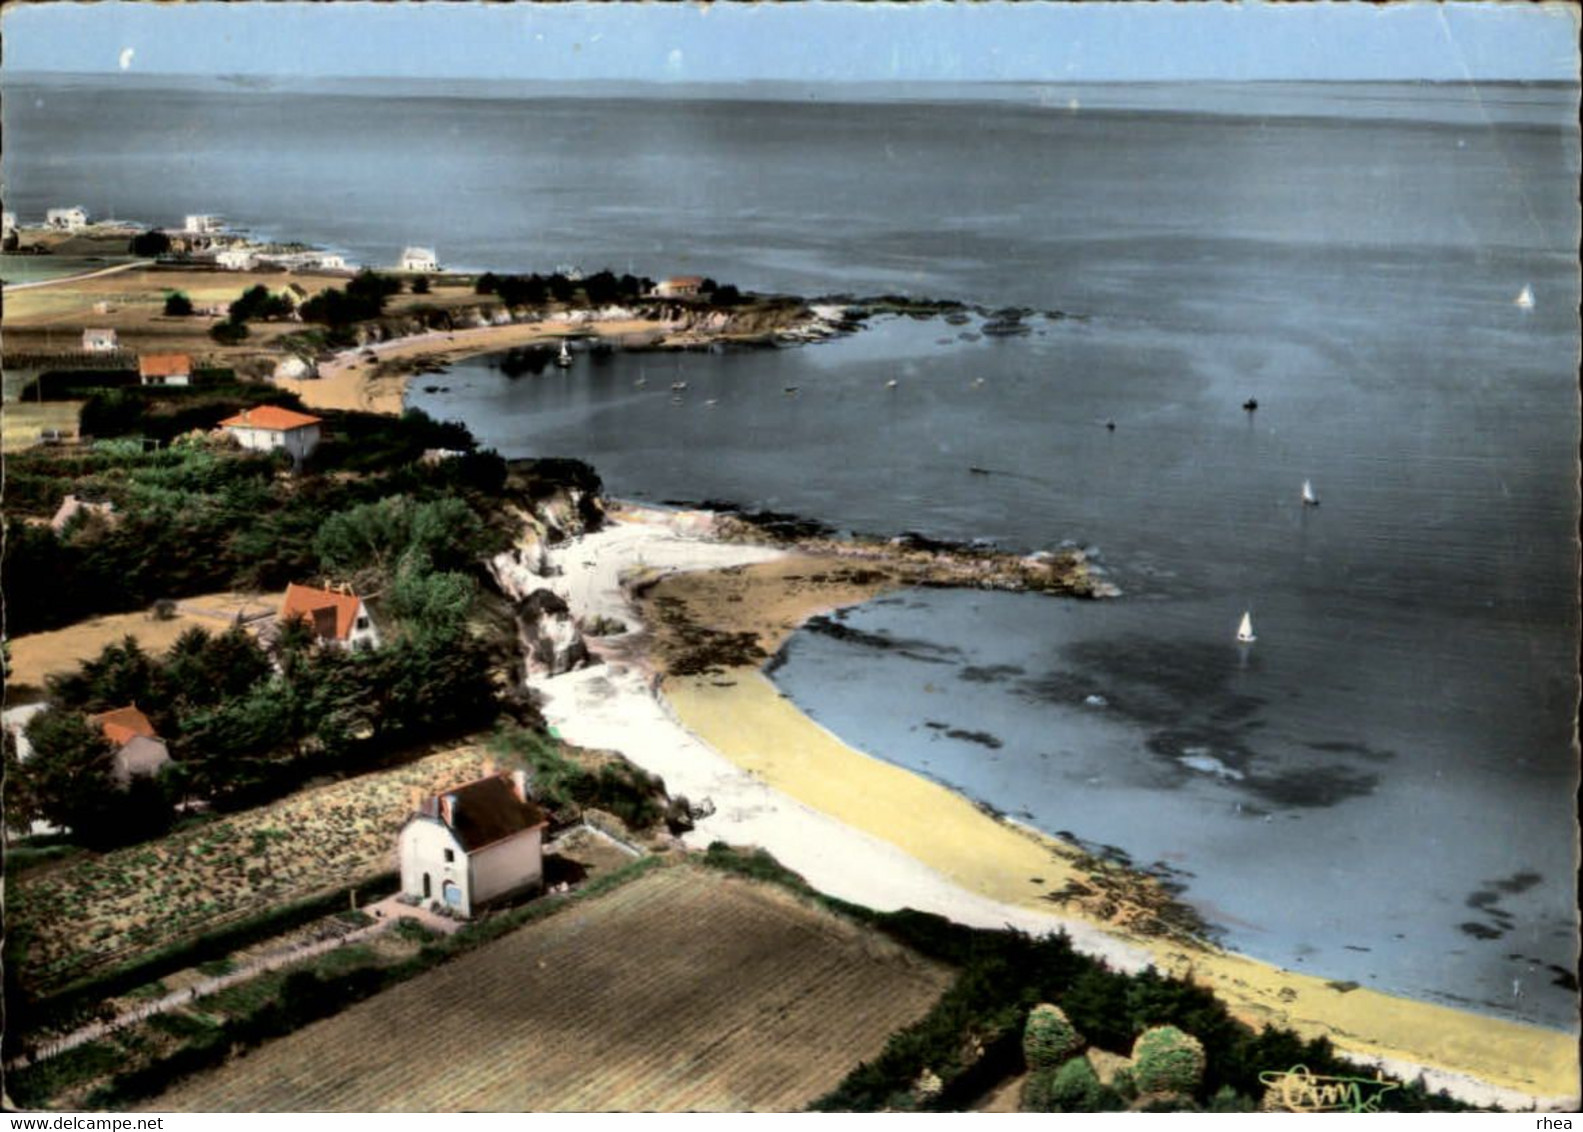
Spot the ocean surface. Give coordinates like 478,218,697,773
6,76,1578,1029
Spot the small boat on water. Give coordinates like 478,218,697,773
1236,611,1257,644
555,340,573,368
1301,479,1320,507
1243,398,1259,412
1515,284,1535,310
670,380,688,392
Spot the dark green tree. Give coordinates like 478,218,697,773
209,320,249,345
163,291,194,317
129,229,171,257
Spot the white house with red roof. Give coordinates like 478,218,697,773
139,353,192,387
398,770,547,918
220,404,323,463
87,705,171,788
654,275,705,299
279,582,381,651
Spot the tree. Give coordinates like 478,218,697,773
19,709,149,846
48,635,163,715
129,229,171,257
163,291,194,317
583,270,620,306
1023,1003,1084,1069
712,284,743,307
209,320,249,345
1132,1026,1206,1097
411,274,431,295
229,284,294,324
475,272,499,296
386,553,477,641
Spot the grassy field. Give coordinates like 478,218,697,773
2,402,86,452
8,745,496,995
4,591,275,692
144,865,953,1112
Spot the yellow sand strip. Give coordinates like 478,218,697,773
656,561,1579,1103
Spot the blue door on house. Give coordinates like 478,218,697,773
442,880,463,910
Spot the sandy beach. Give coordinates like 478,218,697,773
524,506,1579,1110
273,316,673,416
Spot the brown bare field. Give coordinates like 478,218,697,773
9,745,495,994
4,592,274,690
146,865,953,1112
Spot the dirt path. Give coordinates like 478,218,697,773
4,916,389,1071
1,259,155,293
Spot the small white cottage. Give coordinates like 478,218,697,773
219,404,323,463
216,248,257,271
47,206,89,231
400,246,439,273
184,214,224,234
82,328,119,353
398,770,547,918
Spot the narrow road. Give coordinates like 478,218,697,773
2,259,155,293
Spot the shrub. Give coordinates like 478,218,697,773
163,291,194,317
1023,1002,1083,1069
209,320,249,345
1132,1025,1206,1096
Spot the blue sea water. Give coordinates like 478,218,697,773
6,76,1577,1028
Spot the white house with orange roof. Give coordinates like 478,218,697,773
398,769,547,917
654,275,705,299
279,582,381,652
87,705,171,788
139,353,192,387
219,404,323,463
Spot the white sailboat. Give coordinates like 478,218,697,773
1301,479,1320,507
1236,611,1257,644
555,339,573,368
1515,284,1535,310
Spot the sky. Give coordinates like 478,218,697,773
1,1,1578,83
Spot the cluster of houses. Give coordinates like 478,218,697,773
15,566,547,917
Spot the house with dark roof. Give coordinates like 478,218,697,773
279,582,380,651
219,404,323,463
87,705,171,788
398,770,547,917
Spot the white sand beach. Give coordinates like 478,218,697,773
523,506,1579,1111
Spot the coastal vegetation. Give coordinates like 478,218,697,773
1,405,511,636
694,844,1476,1113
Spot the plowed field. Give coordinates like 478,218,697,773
147,865,952,1111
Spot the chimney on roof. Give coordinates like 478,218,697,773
440,793,457,827
408,786,424,814
482,756,497,779
511,768,531,804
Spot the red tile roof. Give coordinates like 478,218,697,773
220,405,323,432
89,706,158,747
139,353,192,378
280,583,362,641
